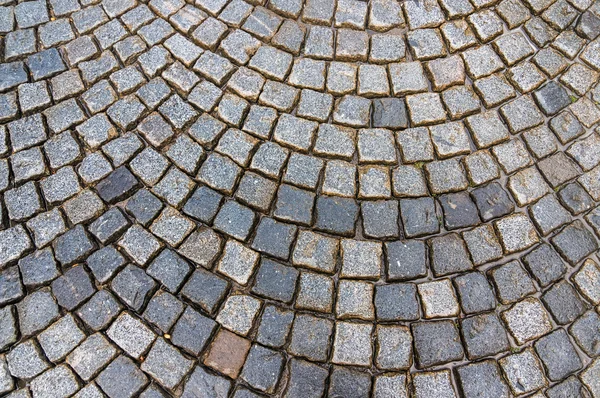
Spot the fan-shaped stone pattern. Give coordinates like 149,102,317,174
1,0,600,395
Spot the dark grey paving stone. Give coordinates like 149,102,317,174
453,272,497,314
541,281,587,325
125,189,164,226
16,288,59,337
471,182,514,221
489,260,536,305
550,110,584,144
274,184,315,226
171,307,217,356
522,244,567,287
251,217,297,260
372,98,408,129
256,305,294,349
412,320,464,368
53,225,95,266
76,290,122,331
0,306,17,351
456,360,510,398
429,233,473,277
18,248,60,288
375,283,419,321
146,250,191,294
235,172,277,212
182,185,223,223
386,240,427,281
361,200,400,239
0,62,28,92
399,197,439,238
438,192,480,230
551,220,599,265
181,268,229,315
461,313,509,359
534,329,582,382
546,376,591,398
181,366,231,398
213,200,256,241
86,246,127,284
97,166,141,204
558,182,594,215
88,208,130,244
143,291,184,333
0,266,23,306
140,338,193,391
288,314,333,362
97,355,149,398
314,195,359,237
570,310,600,358
26,48,66,80
111,264,157,312
252,259,299,303
328,366,372,398
51,265,96,310
533,81,571,116
240,345,284,394
284,359,328,398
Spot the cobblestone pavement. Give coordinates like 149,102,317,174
1,0,600,396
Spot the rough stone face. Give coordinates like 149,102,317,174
412,320,464,368
204,329,251,379
502,298,553,345
1,1,599,394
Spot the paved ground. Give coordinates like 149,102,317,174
1,0,600,396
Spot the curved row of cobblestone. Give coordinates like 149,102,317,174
1,0,600,396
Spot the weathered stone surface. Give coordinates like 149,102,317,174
1,1,599,394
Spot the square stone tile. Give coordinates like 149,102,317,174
490,260,536,304
216,294,261,336
417,279,459,318
375,283,420,321
256,305,294,348
411,320,464,368
107,312,156,359
456,360,510,398
430,233,473,276
96,355,148,398
412,370,457,398
288,314,333,362
296,271,334,313
332,321,373,366
141,338,193,391
240,344,284,394
181,268,228,314
398,197,439,237
252,259,299,303
501,298,552,345
340,239,382,279
551,220,598,265
336,280,374,320
375,325,412,371
535,329,582,381
454,272,497,314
